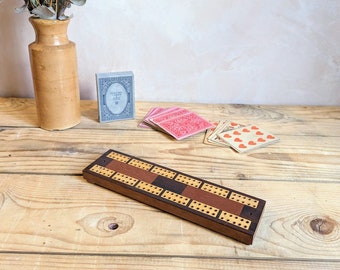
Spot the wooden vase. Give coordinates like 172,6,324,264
29,17,81,130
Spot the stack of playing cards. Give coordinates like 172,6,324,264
139,107,213,140
204,120,279,153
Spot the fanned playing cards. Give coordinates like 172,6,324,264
140,107,279,151
218,125,279,153
139,107,213,140
206,121,244,146
204,121,279,153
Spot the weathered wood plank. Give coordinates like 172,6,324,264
0,254,339,270
0,127,338,182
0,174,339,259
0,98,339,136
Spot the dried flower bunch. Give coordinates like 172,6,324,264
15,0,86,20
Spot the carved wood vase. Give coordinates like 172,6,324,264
29,17,81,130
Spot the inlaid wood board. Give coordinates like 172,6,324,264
82,149,266,244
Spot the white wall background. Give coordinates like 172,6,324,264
0,0,339,105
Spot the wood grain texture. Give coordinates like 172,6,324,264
0,254,339,270
0,173,339,258
0,254,340,270
0,98,339,269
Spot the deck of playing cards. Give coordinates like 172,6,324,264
204,121,279,153
139,107,213,140
96,71,135,122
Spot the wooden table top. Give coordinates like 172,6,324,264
0,97,339,269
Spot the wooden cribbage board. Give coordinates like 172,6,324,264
82,149,266,244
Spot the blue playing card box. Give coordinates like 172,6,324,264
96,71,135,122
